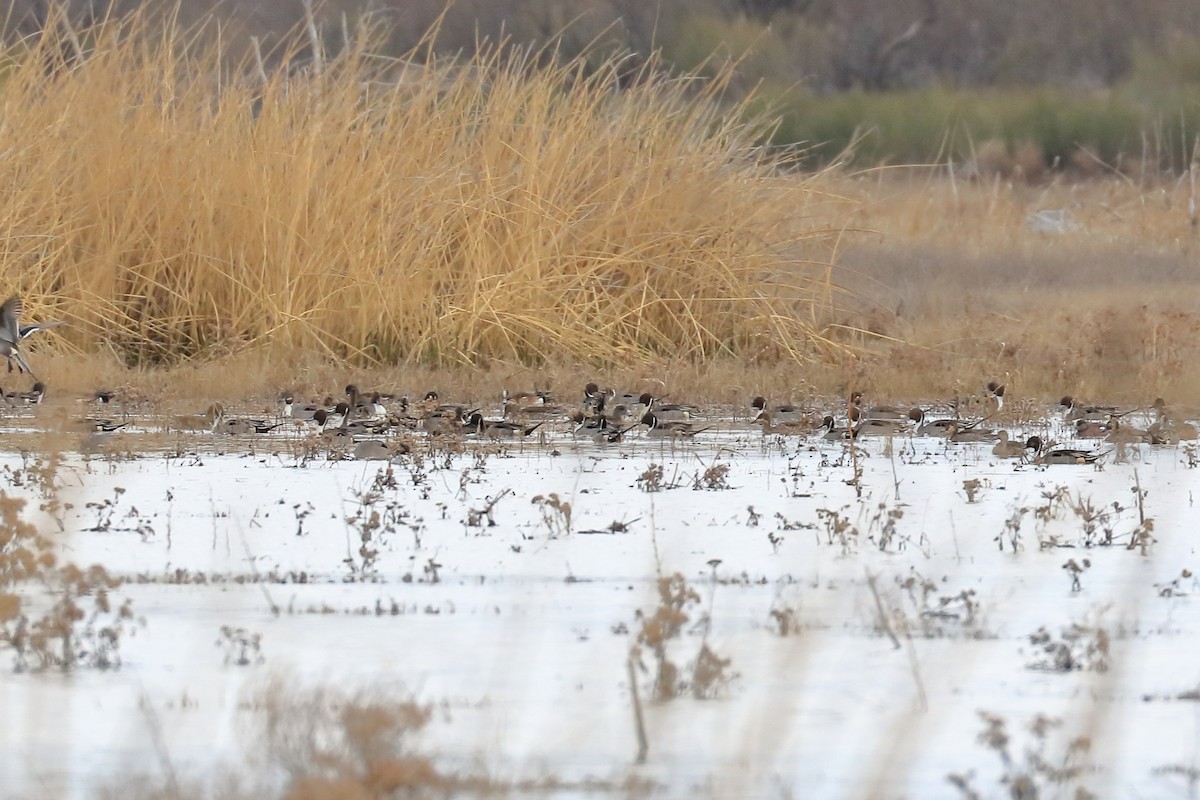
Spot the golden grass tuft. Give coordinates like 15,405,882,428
0,8,842,370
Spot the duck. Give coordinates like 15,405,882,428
1060,396,1122,422
218,416,284,435
319,402,352,430
1148,419,1199,444
847,405,910,436
581,390,608,417
315,406,389,437
640,412,710,438
463,412,543,438
1074,417,1113,439
610,389,650,406
752,411,814,436
1036,447,1108,465
852,418,912,437
600,421,636,443
503,389,552,408
345,385,387,421
580,414,633,443
992,430,1038,459
503,392,564,418
848,392,909,422
908,407,960,437
312,406,357,442
352,439,410,460
171,403,224,432
583,382,607,408
420,406,471,435
984,381,1006,411
948,425,1001,443
1152,397,1185,425
1102,415,1151,444
646,398,702,422
1148,398,1199,442
280,395,335,421
605,398,648,423
0,296,61,380
821,415,854,441
5,381,46,406
750,396,808,424
414,391,476,420
49,407,128,434
570,410,608,434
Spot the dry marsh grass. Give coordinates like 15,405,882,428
0,9,843,372
818,168,1200,404
3,10,1198,408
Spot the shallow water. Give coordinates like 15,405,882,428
2,415,1199,799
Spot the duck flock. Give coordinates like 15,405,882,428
0,294,1191,464
3,374,1181,466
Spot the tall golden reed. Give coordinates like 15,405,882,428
0,9,843,369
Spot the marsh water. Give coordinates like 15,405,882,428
2,413,1198,798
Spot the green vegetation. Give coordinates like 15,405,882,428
759,85,1189,171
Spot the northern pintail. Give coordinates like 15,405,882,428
908,408,959,437
1148,398,1199,442
171,403,224,432
584,383,635,414
80,417,128,433
752,411,814,436
48,406,129,434
281,395,336,421
570,410,608,434
646,398,702,423
948,425,1000,443
313,406,357,442
606,397,648,423
0,296,61,380
5,382,46,406
640,412,710,438
992,430,1038,459
1102,416,1151,444
463,412,543,438
219,416,284,435
984,381,1006,410
504,395,565,418
419,408,469,434
583,382,605,407
851,418,911,437
1148,419,1198,444
574,413,632,443
751,397,808,425
324,400,350,431
503,389,552,408
1036,447,1108,465
848,392,908,422
352,439,410,460
607,390,654,412
345,385,387,421
415,391,476,420
1060,396,1122,422
820,415,854,441
1074,417,1113,439
846,405,910,436
596,417,635,444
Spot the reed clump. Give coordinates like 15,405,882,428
0,10,844,369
